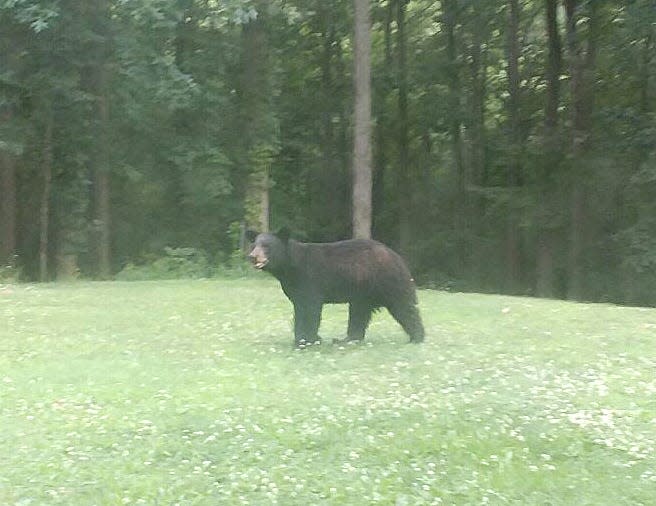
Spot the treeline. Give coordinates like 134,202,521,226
1,1,655,305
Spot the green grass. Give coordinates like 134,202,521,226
1,279,655,505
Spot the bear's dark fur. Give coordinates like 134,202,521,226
246,229,424,346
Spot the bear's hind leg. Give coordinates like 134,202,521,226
386,302,425,343
346,301,373,342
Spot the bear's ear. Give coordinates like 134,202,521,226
276,227,291,243
245,230,259,243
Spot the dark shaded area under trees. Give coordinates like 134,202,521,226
1,1,655,305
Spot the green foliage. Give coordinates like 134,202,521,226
114,231,258,280
0,257,20,282
1,0,656,304
116,247,211,281
214,221,259,278
1,280,656,504
0,0,59,32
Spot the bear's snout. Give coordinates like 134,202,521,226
248,247,268,269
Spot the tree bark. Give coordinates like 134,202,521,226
39,111,54,282
544,0,562,138
444,0,464,198
320,6,336,163
317,5,346,238
506,0,521,187
95,167,111,278
241,1,273,233
536,0,563,298
565,0,598,300
639,31,653,115
443,0,466,273
0,152,17,268
84,0,113,279
352,0,373,239
469,20,487,188
466,9,489,286
256,172,270,234
397,0,412,259
505,0,522,292
372,0,395,239
95,80,112,279
174,0,194,72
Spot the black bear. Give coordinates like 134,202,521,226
246,229,424,346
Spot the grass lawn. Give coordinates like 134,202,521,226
1,279,655,505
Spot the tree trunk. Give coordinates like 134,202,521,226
544,0,562,137
95,79,112,279
467,10,489,286
506,0,521,187
320,7,336,163
335,35,351,199
352,0,373,239
174,0,193,72
469,22,487,189
259,167,270,233
565,0,598,300
95,167,111,278
536,0,563,298
505,0,522,292
397,0,412,259
639,31,653,115
372,0,395,239
443,0,466,273
384,0,393,66
83,0,113,279
0,153,17,268
39,111,54,282
241,1,273,233
317,5,346,238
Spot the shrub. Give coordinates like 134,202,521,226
116,247,210,281
0,257,20,283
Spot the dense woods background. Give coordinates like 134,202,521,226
1,1,655,305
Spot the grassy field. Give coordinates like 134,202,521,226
1,279,655,505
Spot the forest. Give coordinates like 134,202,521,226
1,0,655,305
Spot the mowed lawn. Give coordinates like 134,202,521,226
1,280,655,505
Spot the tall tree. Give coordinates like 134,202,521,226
94,59,112,279
535,0,563,297
81,0,114,278
463,2,491,287
0,151,17,268
505,0,522,291
371,0,396,243
318,3,341,230
0,108,17,268
240,0,276,233
443,0,466,271
352,0,373,239
565,0,599,299
467,5,488,190
397,0,412,257
94,114,112,279
0,13,26,271
38,106,53,282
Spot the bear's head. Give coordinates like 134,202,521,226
245,228,290,273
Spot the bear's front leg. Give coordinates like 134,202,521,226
293,300,323,347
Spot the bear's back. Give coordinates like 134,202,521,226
289,239,415,305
